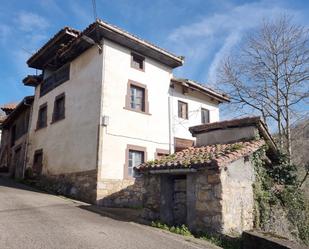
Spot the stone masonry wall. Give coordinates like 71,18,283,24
220,157,255,235
195,169,223,233
96,178,144,208
141,174,161,221
36,169,97,204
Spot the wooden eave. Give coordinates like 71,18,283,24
27,28,80,69
171,78,230,103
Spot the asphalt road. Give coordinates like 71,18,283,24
0,177,216,249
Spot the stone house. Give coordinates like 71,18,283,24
136,116,277,235
0,97,34,177
2,19,229,205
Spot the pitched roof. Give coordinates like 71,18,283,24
171,78,230,103
1,103,18,112
136,139,265,172
27,19,184,70
1,96,34,128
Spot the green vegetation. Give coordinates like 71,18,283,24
151,221,241,249
252,147,309,245
151,221,192,236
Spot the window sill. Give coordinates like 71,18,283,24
131,65,145,72
178,116,189,120
123,107,151,116
50,117,65,125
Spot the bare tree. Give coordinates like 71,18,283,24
218,16,309,159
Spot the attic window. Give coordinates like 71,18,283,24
131,52,145,71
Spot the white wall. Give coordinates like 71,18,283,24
170,83,220,141
98,39,173,180
27,46,103,175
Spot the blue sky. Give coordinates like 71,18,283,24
1,0,309,108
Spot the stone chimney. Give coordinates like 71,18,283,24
189,116,276,150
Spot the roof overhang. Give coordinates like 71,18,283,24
27,20,184,70
27,27,80,69
171,78,230,103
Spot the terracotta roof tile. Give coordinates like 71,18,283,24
136,140,265,172
1,103,18,111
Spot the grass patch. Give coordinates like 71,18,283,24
151,221,241,249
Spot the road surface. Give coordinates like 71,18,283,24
0,177,217,249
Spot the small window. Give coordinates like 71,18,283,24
131,52,145,71
33,149,43,175
37,103,47,129
201,108,210,124
130,85,145,111
52,93,65,122
128,150,144,177
178,101,188,119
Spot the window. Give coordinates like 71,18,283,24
37,103,47,129
131,52,145,71
33,149,43,175
52,93,65,122
155,149,169,160
130,85,145,111
40,64,70,97
128,150,144,177
201,108,210,124
125,80,149,114
125,145,147,178
178,101,188,119
174,137,194,152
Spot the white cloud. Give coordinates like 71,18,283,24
17,11,49,32
167,0,302,85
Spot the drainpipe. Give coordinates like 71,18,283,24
168,82,174,154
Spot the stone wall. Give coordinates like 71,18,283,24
242,231,306,249
96,178,144,208
194,169,223,233
35,169,97,204
220,157,255,235
141,174,161,221
141,159,256,236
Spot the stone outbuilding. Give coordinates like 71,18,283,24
136,116,277,236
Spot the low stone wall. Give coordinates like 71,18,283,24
97,178,144,208
242,231,307,249
36,169,97,204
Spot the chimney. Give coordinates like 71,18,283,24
189,116,276,148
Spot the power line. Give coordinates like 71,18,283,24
92,0,97,21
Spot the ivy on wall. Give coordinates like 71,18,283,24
252,147,309,245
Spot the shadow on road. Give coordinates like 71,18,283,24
77,204,148,224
